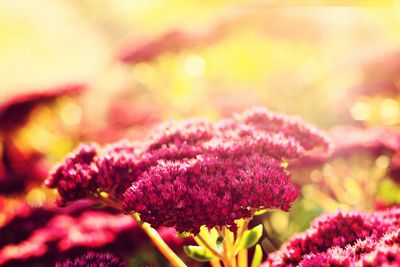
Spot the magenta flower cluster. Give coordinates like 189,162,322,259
299,230,400,267
0,210,137,265
266,208,400,267
290,125,400,171
56,251,127,267
46,107,330,233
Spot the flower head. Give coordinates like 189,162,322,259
46,107,330,233
45,144,100,206
55,252,127,267
0,210,140,266
122,107,330,233
266,208,400,267
297,229,400,267
123,153,298,233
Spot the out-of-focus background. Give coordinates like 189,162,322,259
2,0,400,129
1,1,400,266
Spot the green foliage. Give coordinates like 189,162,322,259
183,245,214,262
239,224,263,249
251,244,263,267
176,231,191,238
377,179,400,204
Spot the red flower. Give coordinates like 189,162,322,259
55,252,127,267
46,107,330,233
266,208,400,267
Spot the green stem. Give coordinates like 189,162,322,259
97,197,186,267
132,213,187,267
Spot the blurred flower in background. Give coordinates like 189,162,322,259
1,0,400,266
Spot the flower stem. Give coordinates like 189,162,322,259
238,249,247,267
195,233,233,267
223,227,237,267
233,218,251,254
210,259,222,267
194,234,223,258
131,214,187,267
233,218,250,267
218,227,231,266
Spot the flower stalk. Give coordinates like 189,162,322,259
133,215,187,267
99,196,187,267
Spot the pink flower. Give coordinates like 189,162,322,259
298,230,400,266
55,252,127,267
289,126,400,180
329,126,400,158
0,210,140,266
123,153,298,233
266,208,400,267
46,107,330,233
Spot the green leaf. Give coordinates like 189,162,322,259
250,244,263,267
176,231,191,238
239,224,263,249
183,245,214,262
254,209,268,216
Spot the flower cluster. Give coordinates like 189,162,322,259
45,142,146,206
265,208,400,267
289,125,400,189
298,230,400,266
46,107,331,233
0,198,91,249
123,154,297,233
0,210,139,266
55,252,127,267
329,126,400,158
0,197,192,266
290,126,400,170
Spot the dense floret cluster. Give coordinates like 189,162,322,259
55,251,127,267
298,230,400,266
123,154,297,233
0,211,138,265
46,107,330,233
265,208,400,267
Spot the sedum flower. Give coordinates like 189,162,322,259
55,251,127,267
265,208,400,267
290,126,400,170
0,210,140,266
123,153,298,233
46,107,330,233
297,230,400,266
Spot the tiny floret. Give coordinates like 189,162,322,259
55,251,127,267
